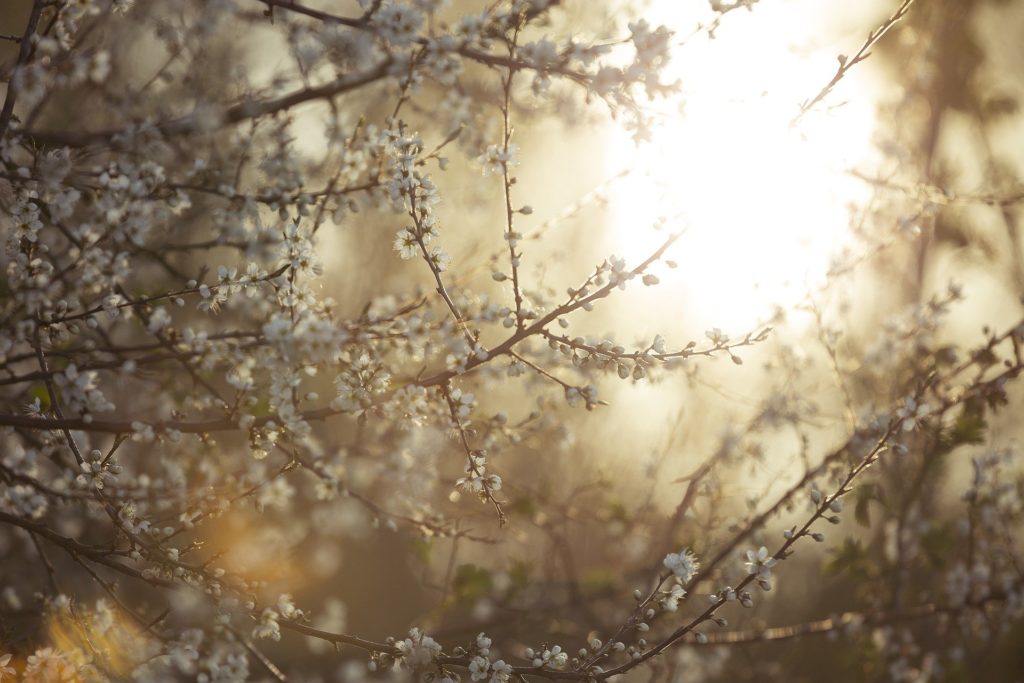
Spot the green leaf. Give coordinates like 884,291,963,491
508,559,531,591
985,388,1009,411
508,496,537,519
30,385,51,412
853,483,886,528
410,538,432,565
949,408,987,447
605,500,629,523
936,400,989,456
580,568,616,594
824,537,869,578
920,522,956,569
453,564,492,602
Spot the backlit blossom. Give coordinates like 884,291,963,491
663,548,700,583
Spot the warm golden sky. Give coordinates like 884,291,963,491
605,0,888,330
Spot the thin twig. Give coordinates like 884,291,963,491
792,0,914,125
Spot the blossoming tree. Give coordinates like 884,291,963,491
1,0,1022,681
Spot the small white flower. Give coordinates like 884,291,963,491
663,548,700,583
897,396,931,431
490,660,513,683
393,228,419,259
374,3,424,46
705,327,729,345
277,593,303,620
660,584,686,611
744,546,777,581
469,655,490,681
396,627,442,668
477,144,519,177
147,306,172,333
0,654,14,681
428,246,451,271
252,608,281,641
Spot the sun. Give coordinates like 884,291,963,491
605,0,882,331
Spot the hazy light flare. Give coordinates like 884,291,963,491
607,1,883,330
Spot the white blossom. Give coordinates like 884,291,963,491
663,548,700,583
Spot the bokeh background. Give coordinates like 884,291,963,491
2,0,1024,681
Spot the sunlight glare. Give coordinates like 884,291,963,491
607,1,881,330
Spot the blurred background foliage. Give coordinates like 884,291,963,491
1,0,1024,681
